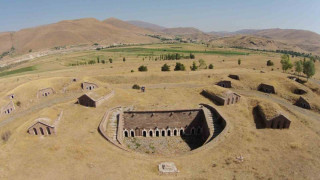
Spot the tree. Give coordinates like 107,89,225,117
190,53,195,59
161,63,170,71
303,60,315,80
29,49,32,53
174,62,186,71
238,58,241,65
208,64,214,69
132,84,140,89
97,57,100,63
109,58,113,63
198,59,207,69
294,61,303,75
280,54,293,72
123,57,126,62
190,61,198,71
101,60,105,64
267,60,274,66
138,65,148,72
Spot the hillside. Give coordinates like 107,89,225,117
0,18,159,55
234,29,320,54
209,35,306,52
127,20,166,32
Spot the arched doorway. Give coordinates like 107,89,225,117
33,128,38,135
143,131,147,137
47,127,51,135
156,130,160,137
191,128,195,135
167,130,171,136
39,127,44,135
124,131,128,137
180,129,184,136
173,129,177,136
197,127,201,134
162,130,165,137
149,130,153,137
130,131,135,137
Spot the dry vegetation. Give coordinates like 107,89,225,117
0,43,319,179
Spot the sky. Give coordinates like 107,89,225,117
0,0,320,33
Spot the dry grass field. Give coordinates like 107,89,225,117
0,43,319,179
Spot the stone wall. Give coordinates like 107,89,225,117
37,88,55,98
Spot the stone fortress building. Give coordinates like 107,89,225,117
37,87,55,98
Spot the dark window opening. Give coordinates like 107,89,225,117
47,127,51,135
40,127,44,135
191,128,195,135
167,130,171,136
162,131,165,137
180,129,184,136
130,131,134,137
173,129,177,136
156,131,159,137
33,128,38,135
124,131,128,137
143,131,147,137
149,131,153,137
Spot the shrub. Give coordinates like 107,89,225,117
101,60,106,64
161,63,170,71
16,101,21,107
109,58,113,63
88,60,96,65
132,84,140,89
198,59,207,69
238,58,241,65
208,64,214,69
131,70,134,73
138,65,148,72
123,57,126,62
190,61,198,71
1,131,11,142
174,62,186,71
267,60,274,66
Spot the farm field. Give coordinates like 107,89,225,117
0,43,319,179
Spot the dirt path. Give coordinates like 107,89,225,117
234,89,320,120
113,82,205,89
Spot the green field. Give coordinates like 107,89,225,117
103,47,249,55
0,66,37,77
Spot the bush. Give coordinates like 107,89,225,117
132,84,140,89
1,131,11,142
16,101,21,107
190,61,198,71
198,59,207,69
174,62,186,71
208,64,214,69
123,57,126,62
109,58,113,63
101,60,106,64
88,60,96,65
267,60,274,66
131,70,134,73
161,64,170,71
138,65,148,72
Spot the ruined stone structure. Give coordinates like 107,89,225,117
99,104,227,151
28,111,63,136
122,109,210,140
228,74,240,80
158,162,179,175
28,120,55,135
295,97,311,109
202,89,240,106
37,88,55,98
81,82,98,91
257,105,291,129
78,90,114,108
216,81,232,88
258,83,275,94
1,101,15,115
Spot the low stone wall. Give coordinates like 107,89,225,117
96,90,115,107
98,107,128,151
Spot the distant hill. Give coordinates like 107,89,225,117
127,20,166,32
161,27,203,35
209,35,306,52
0,18,159,55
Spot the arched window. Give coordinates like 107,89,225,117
40,127,44,135
130,130,135,137
143,130,147,137
156,130,160,137
33,128,38,135
149,130,153,137
173,129,177,136
162,130,166,137
167,129,171,136
124,131,128,137
47,127,51,135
